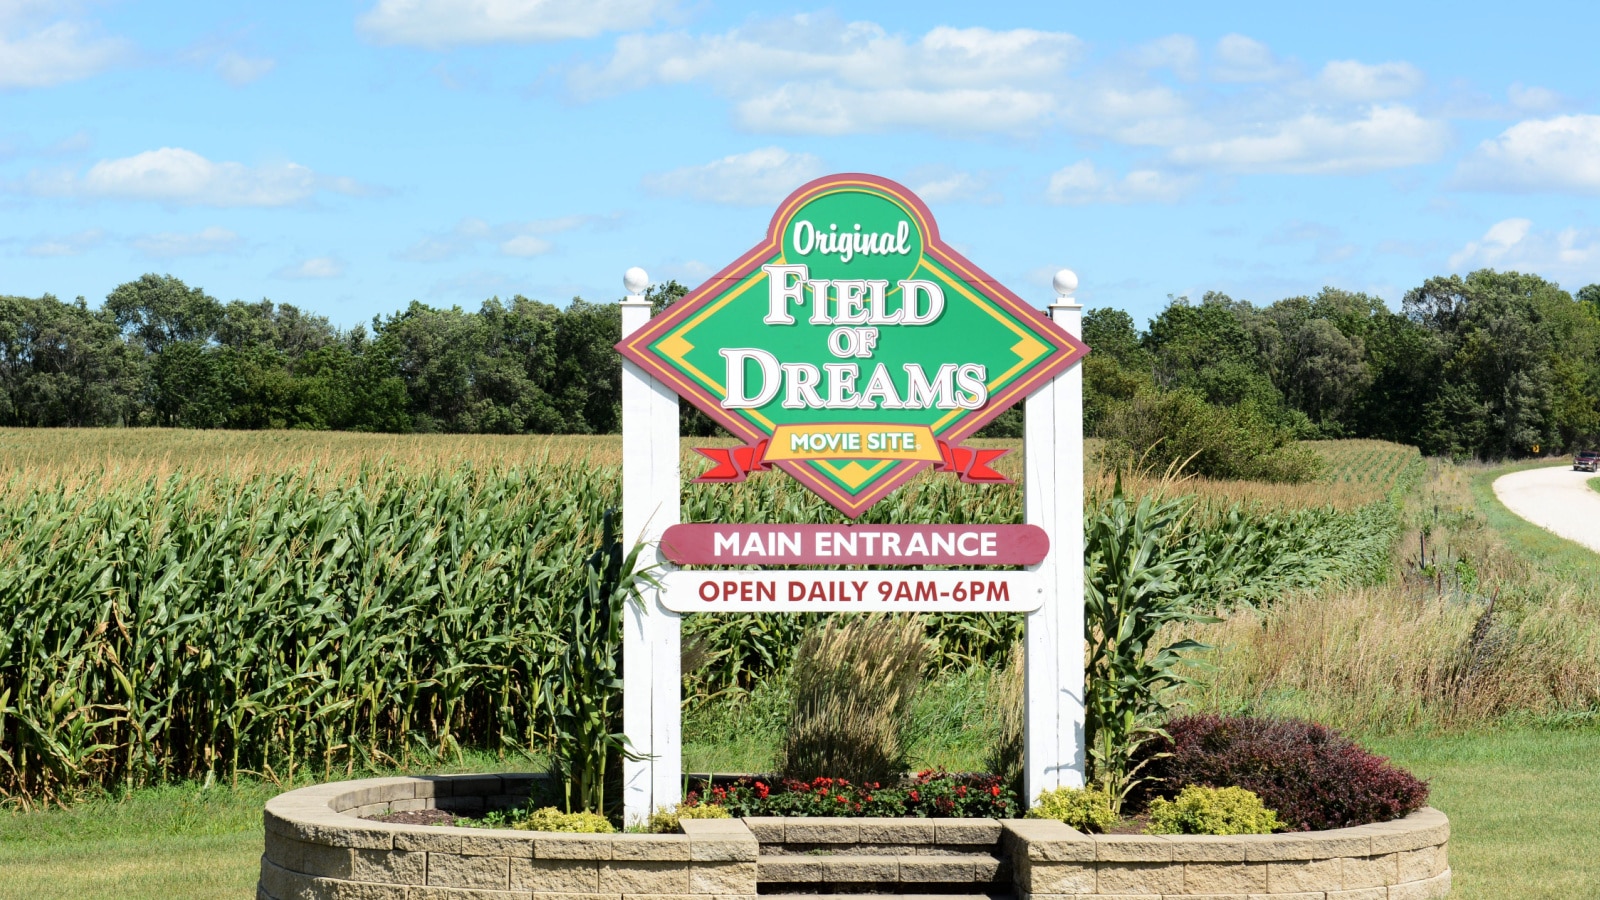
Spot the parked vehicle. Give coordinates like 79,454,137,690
1574,451,1599,472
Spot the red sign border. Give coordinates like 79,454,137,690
616,173,1089,517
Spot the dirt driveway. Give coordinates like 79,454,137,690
1491,464,1600,553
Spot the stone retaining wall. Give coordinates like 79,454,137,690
260,774,1450,900
1005,810,1451,899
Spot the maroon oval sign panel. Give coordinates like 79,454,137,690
659,524,1049,567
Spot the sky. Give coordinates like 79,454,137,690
4,0,1600,330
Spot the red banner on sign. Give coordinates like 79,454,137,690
659,523,1049,566
935,441,1012,483
691,440,770,482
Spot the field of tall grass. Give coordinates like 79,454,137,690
0,428,1422,807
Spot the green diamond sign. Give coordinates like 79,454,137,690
617,173,1089,517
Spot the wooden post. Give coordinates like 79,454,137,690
619,267,682,826
1023,269,1087,802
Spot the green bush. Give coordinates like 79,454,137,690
779,615,930,785
511,807,616,833
1026,786,1117,833
1145,785,1280,835
1100,388,1324,483
646,802,731,833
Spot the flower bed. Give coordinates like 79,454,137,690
258,773,1451,900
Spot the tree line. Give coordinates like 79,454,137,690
3,270,1597,464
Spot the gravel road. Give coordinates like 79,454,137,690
1491,464,1600,553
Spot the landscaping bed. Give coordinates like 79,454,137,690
260,772,1451,900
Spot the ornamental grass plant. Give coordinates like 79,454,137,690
778,615,930,786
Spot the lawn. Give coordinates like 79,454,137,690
4,725,1596,899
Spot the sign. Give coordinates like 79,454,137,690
617,173,1088,517
616,173,1090,826
659,523,1050,566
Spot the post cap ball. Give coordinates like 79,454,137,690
1052,269,1079,296
623,267,650,295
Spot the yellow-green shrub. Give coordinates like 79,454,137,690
1145,785,1280,835
647,802,732,833
1025,786,1116,833
511,807,615,833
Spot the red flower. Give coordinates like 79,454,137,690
990,785,1001,797
756,782,770,799
836,795,847,803
956,785,967,797
909,790,920,801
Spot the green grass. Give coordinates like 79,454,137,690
1589,475,1600,495
0,751,538,900
1468,459,1600,574
1367,727,1600,900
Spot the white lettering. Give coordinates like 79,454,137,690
721,348,781,408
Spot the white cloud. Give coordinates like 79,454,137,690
1046,160,1195,205
908,168,1001,204
1507,83,1563,114
1211,34,1296,83
641,148,824,206
275,256,345,279
1448,218,1600,282
1453,114,1600,193
214,52,276,86
23,228,104,257
499,235,552,257
25,147,365,206
574,18,1079,135
1167,105,1450,174
1129,34,1200,81
358,0,669,48
398,214,594,261
0,8,129,89
131,226,242,258
1316,60,1423,101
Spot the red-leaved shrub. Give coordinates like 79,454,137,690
1141,715,1428,831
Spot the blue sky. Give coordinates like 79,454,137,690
4,0,1599,330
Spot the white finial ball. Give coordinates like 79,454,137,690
623,267,650,295
1052,268,1079,297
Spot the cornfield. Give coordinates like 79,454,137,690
0,430,1417,806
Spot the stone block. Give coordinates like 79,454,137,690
528,894,619,900
446,776,505,798
1387,869,1450,900
934,818,1002,845
394,828,464,853
598,860,692,894
460,835,536,859
352,848,427,884
1096,835,1177,862
1341,852,1400,888
259,857,309,900
784,819,859,843
1164,836,1252,862
677,820,751,837
388,798,429,812
428,853,512,890
610,836,691,861
738,817,787,843
859,819,935,844
822,855,897,882
1183,861,1268,893
757,857,824,882
411,888,529,900
411,777,455,799
898,857,974,882
687,838,756,862
689,861,757,893
298,876,412,899
1398,846,1438,883
1244,833,1369,861
535,835,614,860
1326,889,1387,900
267,835,355,878
1023,862,1095,893
1368,810,1449,856
510,858,600,892
974,855,1005,883
1266,857,1340,893
266,805,395,850
1096,861,1184,894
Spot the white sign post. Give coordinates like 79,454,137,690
618,264,1087,824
